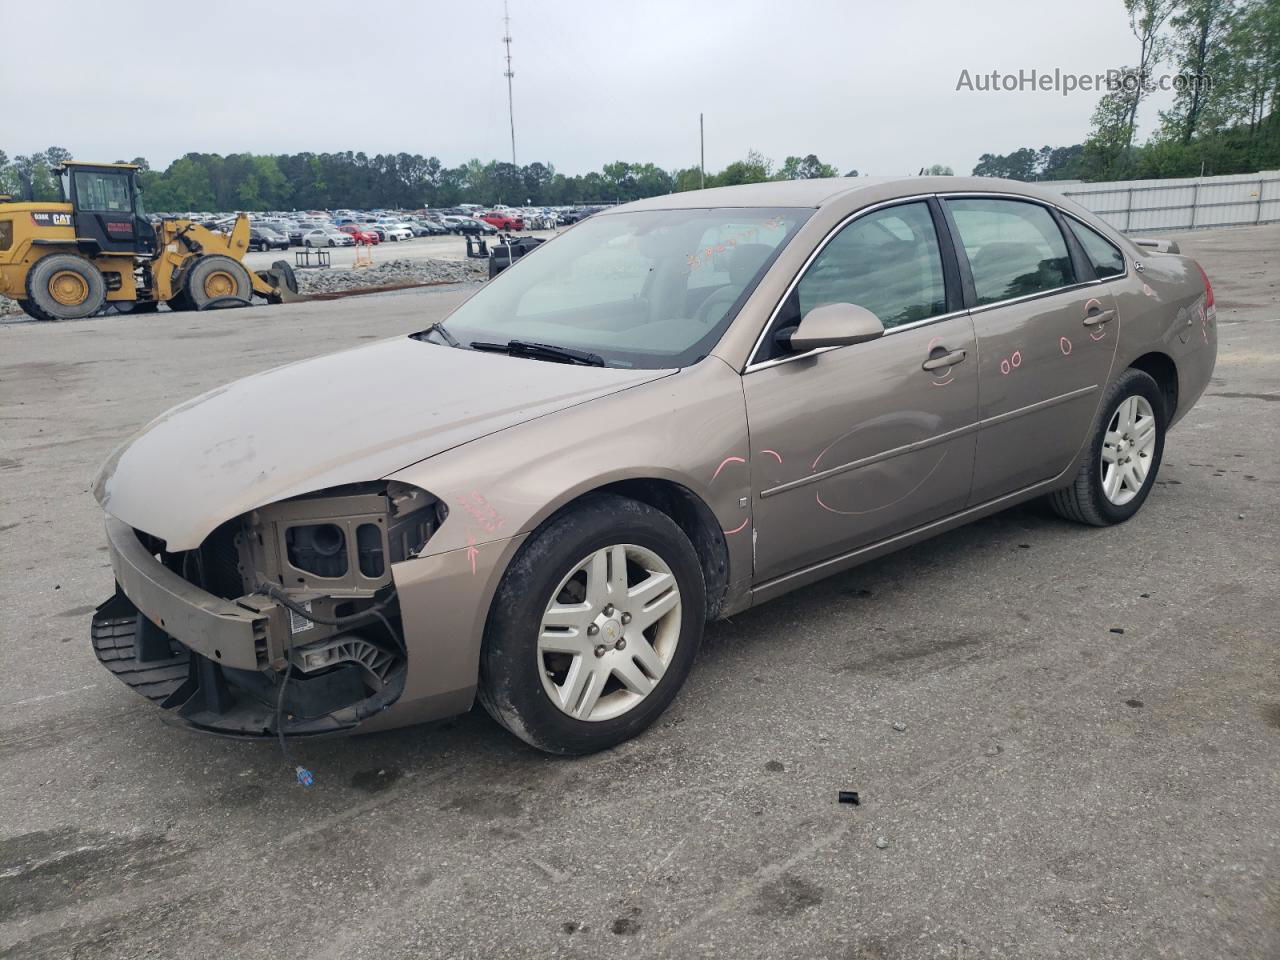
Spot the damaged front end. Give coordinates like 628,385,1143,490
91,480,443,737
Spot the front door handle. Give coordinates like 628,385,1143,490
1083,309,1116,327
922,348,966,371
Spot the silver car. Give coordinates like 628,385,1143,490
303,227,353,247
91,176,1216,755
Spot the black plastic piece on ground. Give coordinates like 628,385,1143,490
838,790,861,805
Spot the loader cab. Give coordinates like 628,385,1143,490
57,163,157,257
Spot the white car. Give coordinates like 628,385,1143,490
377,222,414,242
303,228,354,247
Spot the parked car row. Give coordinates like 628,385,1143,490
148,203,601,249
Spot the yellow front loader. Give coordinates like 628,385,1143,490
0,162,299,321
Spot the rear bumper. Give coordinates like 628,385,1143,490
104,515,273,672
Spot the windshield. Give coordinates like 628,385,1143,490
440,206,810,368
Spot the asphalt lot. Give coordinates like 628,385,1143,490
0,224,1277,960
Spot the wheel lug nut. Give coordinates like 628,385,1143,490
616,638,627,651
603,604,614,616
621,612,632,624
594,645,607,658
587,624,598,636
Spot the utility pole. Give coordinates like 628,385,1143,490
503,0,516,166
699,113,705,189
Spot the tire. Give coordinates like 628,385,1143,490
181,255,253,310
25,254,107,320
478,494,706,755
327,240,335,247
17,298,55,322
1049,368,1167,526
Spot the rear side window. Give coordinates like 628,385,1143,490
796,201,947,329
1069,218,1126,278
945,198,1074,305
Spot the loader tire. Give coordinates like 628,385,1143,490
182,255,253,310
17,299,56,322
25,254,107,321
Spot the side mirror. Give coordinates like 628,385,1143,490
787,302,885,352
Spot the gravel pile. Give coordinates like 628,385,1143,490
0,258,486,321
297,258,486,295
0,296,25,319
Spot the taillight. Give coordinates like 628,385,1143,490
1195,261,1214,308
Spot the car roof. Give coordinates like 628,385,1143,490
614,175,1074,211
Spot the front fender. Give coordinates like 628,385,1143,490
387,357,754,580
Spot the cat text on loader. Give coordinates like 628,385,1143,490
0,162,299,320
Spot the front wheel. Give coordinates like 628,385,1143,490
478,494,705,755
1049,368,1166,526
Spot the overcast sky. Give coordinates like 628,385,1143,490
5,0,1177,177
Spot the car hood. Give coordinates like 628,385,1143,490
95,336,671,550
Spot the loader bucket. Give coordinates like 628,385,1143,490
257,260,301,303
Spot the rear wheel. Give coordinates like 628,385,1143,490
25,254,107,320
1049,368,1166,526
478,494,705,755
182,255,253,310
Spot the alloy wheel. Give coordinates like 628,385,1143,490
1101,395,1157,506
537,544,682,722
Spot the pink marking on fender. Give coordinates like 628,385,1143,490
466,536,479,576
711,456,746,482
1000,359,1011,375
1011,350,1022,368
723,517,750,535
1060,336,1073,355
761,449,783,463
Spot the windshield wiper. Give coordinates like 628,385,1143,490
470,339,605,366
414,322,459,347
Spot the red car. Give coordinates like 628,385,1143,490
339,224,380,244
480,213,524,231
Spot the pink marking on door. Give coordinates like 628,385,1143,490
761,449,783,463
722,517,750,535
1000,359,1011,375
711,456,746,481
1090,327,1106,341
1059,336,1072,355
1011,350,1022,368
466,537,479,576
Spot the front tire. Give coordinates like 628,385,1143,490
181,255,253,310
479,494,706,755
1049,368,1166,526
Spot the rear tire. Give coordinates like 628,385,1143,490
25,254,107,321
478,494,706,755
181,255,253,310
1049,368,1166,526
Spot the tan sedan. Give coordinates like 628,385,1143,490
91,176,1217,755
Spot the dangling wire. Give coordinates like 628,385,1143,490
274,630,314,788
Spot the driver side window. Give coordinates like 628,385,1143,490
73,171,131,213
761,202,947,361
798,202,946,328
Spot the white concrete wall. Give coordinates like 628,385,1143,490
1040,171,1280,233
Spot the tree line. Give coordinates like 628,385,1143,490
975,0,1279,181
0,147,852,212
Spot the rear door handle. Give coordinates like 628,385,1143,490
922,349,966,371
1083,309,1115,327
